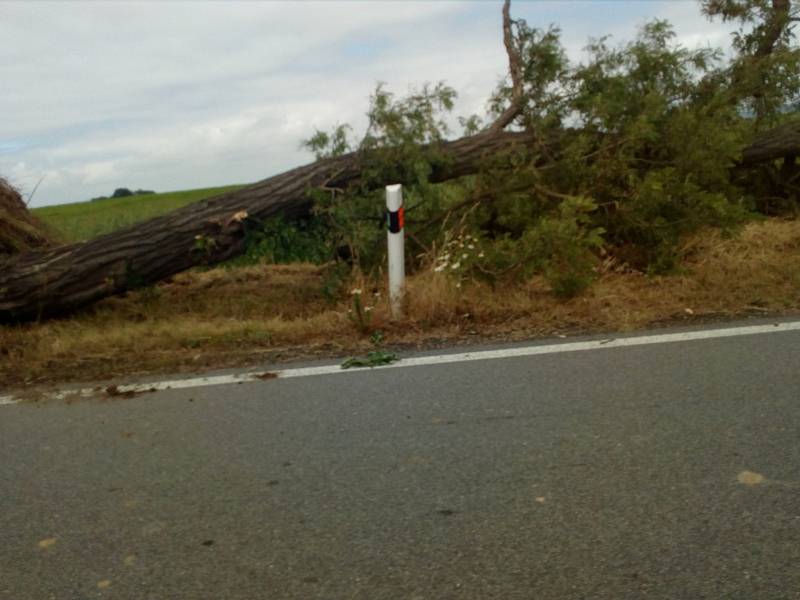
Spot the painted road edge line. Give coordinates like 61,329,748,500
3,320,799,406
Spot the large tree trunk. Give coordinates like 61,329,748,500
0,130,532,322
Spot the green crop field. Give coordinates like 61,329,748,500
32,184,248,243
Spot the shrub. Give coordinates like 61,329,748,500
111,188,133,198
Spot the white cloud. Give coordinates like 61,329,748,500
74,161,118,185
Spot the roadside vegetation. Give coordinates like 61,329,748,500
2,217,800,387
3,0,800,387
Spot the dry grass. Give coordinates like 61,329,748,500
3,218,800,388
0,176,52,255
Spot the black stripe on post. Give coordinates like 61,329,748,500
387,209,402,234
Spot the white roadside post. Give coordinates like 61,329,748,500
386,184,405,318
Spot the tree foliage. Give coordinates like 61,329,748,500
268,1,800,295
298,82,460,269
702,0,800,125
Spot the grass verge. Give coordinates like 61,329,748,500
32,184,248,242
2,218,800,388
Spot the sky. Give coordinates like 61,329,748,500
0,1,738,208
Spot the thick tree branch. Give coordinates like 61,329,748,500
489,0,525,133
755,0,792,58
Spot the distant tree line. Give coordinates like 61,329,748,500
91,188,155,202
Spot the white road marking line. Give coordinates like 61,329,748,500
3,320,799,405
279,320,800,377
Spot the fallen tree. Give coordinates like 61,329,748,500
0,130,534,321
3,0,800,322
2,122,799,322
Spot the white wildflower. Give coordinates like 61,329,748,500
478,252,485,258
350,288,362,296
451,262,461,270
462,253,468,259
434,265,446,273
468,244,475,250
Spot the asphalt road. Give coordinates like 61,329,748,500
2,320,800,599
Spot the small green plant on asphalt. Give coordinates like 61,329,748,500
340,327,399,369
343,293,399,370
341,350,399,370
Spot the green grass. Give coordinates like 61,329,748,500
32,184,249,243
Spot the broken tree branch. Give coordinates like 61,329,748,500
489,0,525,134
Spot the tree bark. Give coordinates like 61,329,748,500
739,120,800,166
754,0,793,59
0,130,533,322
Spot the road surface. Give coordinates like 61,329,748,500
2,319,800,599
